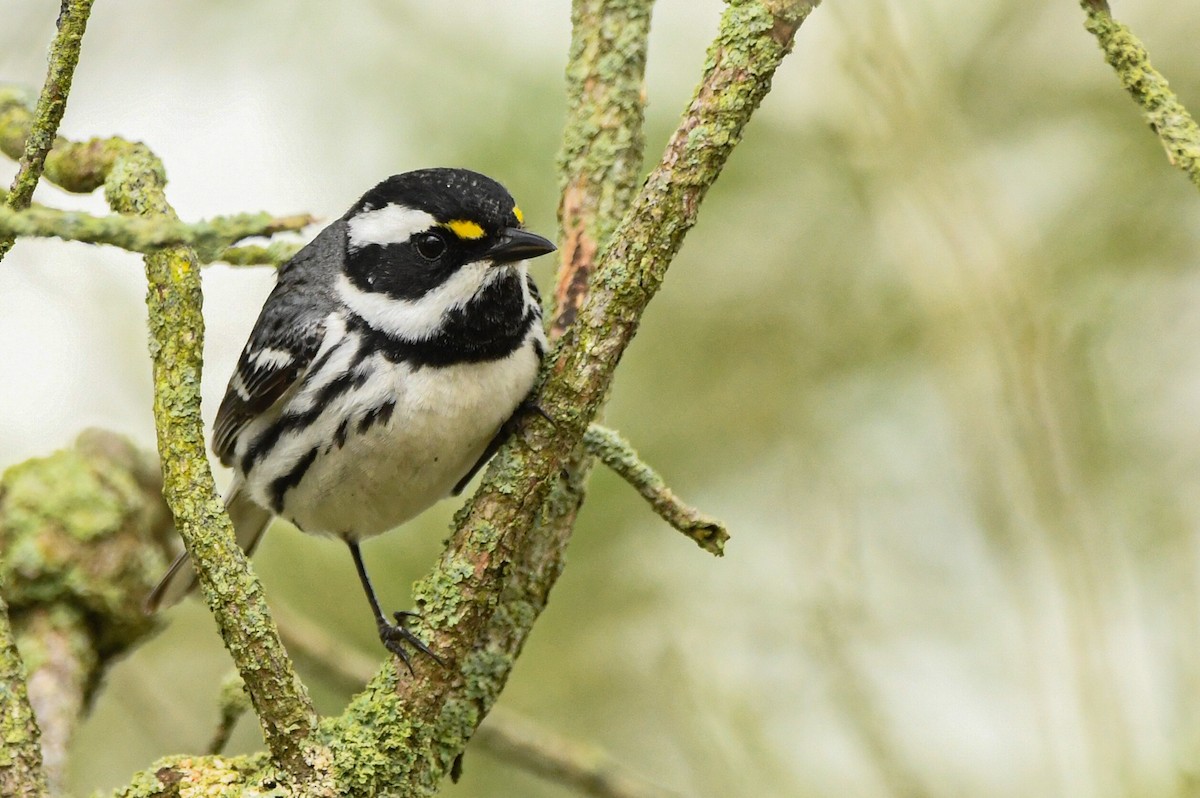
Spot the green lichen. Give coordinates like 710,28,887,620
0,204,313,261
583,424,728,555
1082,2,1200,192
110,752,280,798
0,441,165,657
0,586,47,798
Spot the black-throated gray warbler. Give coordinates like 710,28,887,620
146,168,556,669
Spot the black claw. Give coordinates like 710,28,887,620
518,399,556,429
377,611,445,674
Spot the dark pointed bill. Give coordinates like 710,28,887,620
484,228,556,264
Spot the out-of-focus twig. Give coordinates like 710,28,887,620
272,602,677,798
1081,1,1200,191
584,425,728,556
207,672,253,756
0,430,173,797
0,0,95,263
217,240,304,267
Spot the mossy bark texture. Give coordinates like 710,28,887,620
0,431,172,797
582,425,728,556
1082,1,1200,191
0,589,46,798
0,203,314,262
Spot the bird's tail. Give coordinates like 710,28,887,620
144,483,273,612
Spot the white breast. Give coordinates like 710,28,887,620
242,331,542,540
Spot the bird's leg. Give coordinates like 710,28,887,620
346,539,444,673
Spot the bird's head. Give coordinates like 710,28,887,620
337,168,556,340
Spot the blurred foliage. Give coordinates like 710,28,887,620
5,0,1200,796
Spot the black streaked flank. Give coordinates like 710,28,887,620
241,360,361,474
269,446,319,513
359,400,397,434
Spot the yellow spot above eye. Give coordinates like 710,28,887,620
444,219,485,240
512,205,525,225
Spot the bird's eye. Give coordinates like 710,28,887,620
413,231,447,261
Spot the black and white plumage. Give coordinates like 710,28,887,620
147,169,556,667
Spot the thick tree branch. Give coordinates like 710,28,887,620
0,0,94,263
1081,1,1200,190
0,203,313,261
583,425,728,556
0,93,321,783
316,2,819,794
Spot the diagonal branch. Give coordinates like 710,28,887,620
272,601,676,798
583,424,728,556
0,0,94,263
1080,0,1200,191
321,2,821,794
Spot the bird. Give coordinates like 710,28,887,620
145,168,557,670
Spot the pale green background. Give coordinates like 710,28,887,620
3,1,1200,796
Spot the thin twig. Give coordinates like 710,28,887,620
0,0,95,263
0,587,47,798
207,673,253,756
272,602,676,798
1081,1,1200,190
584,425,728,556
0,204,313,261
218,240,304,267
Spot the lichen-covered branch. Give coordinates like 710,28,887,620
272,603,672,798
0,0,94,263
104,147,321,780
1081,1,1200,191
314,2,818,794
207,673,253,756
0,431,173,797
554,0,653,335
218,240,303,267
0,587,46,798
0,203,313,261
0,94,320,782
584,425,728,556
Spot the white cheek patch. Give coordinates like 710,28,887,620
346,204,437,251
336,261,508,341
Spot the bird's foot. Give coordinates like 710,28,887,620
514,398,556,430
378,611,444,675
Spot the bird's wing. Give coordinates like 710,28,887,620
212,221,347,465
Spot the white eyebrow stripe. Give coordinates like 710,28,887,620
346,204,437,251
